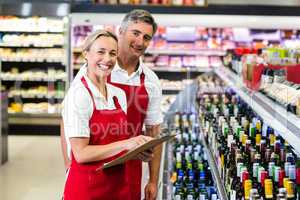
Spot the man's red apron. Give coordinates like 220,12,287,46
108,72,149,200
63,77,130,200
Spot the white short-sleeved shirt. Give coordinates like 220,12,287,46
75,61,163,126
62,72,127,157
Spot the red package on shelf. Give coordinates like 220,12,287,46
285,64,300,84
242,63,265,91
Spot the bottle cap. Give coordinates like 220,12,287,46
242,133,248,146
296,167,300,184
283,177,290,189
264,179,273,199
257,167,265,182
274,166,281,182
288,165,296,180
253,163,259,178
237,163,243,177
268,162,275,177
244,179,252,199
286,181,295,198
241,170,249,185
255,133,261,146
285,162,291,176
260,171,268,186
279,169,285,187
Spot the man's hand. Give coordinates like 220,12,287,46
144,181,158,200
136,148,154,162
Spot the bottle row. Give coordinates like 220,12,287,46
196,76,300,199
170,114,220,200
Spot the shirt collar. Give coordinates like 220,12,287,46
113,58,143,76
82,74,112,100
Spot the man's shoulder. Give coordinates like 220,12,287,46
141,65,159,83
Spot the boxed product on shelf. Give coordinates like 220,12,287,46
0,48,65,62
1,69,66,81
8,102,61,114
0,33,64,47
0,16,64,33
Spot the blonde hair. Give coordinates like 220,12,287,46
81,29,117,52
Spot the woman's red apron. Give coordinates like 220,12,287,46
63,77,130,200
108,72,149,200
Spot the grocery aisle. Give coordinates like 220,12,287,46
0,136,65,200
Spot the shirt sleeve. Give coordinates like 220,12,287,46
62,83,93,138
144,75,163,126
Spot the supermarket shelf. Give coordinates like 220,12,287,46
200,133,229,200
2,78,66,82
71,3,300,16
162,88,182,91
8,95,64,100
1,59,65,64
151,66,212,72
0,31,63,34
146,49,226,56
8,113,61,125
215,66,300,154
0,45,63,48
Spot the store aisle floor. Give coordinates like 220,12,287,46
0,136,65,200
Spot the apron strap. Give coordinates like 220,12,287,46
112,96,121,110
140,72,145,85
107,74,111,83
80,76,96,110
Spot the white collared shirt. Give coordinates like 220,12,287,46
75,61,163,126
62,72,127,157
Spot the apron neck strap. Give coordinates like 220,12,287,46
81,76,96,110
140,72,145,84
107,74,111,83
112,96,121,110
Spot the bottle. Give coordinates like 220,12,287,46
264,179,274,199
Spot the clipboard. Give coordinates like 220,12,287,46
98,133,176,170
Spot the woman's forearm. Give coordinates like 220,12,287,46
70,138,128,164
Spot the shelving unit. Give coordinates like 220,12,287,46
0,16,68,120
215,66,300,154
150,66,212,73
200,134,228,200
146,49,226,56
161,80,228,199
8,113,60,125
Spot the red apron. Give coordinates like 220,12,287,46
108,72,149,200
63,77,130,200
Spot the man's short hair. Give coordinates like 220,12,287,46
120,9,157,36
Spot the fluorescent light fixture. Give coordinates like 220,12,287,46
56,3,68,17
21,3,32,16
